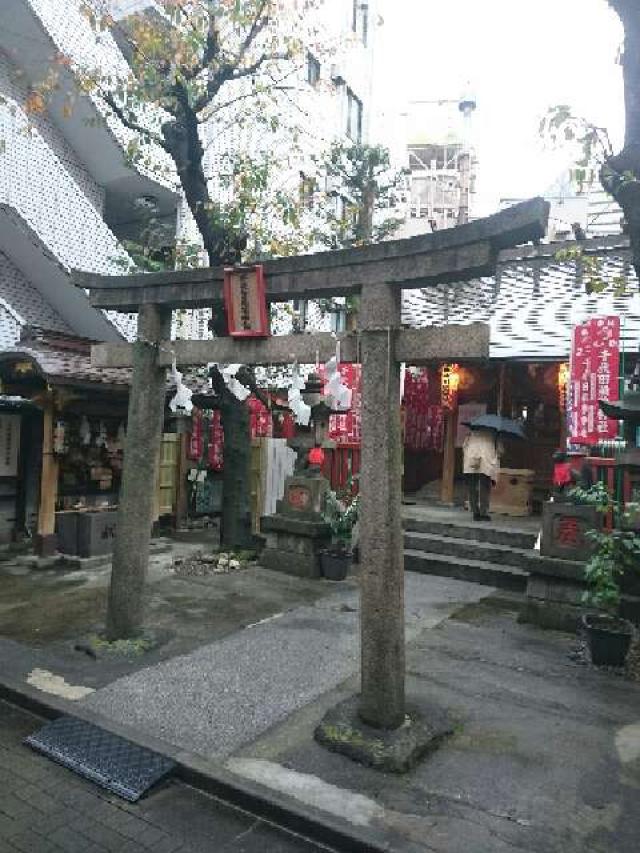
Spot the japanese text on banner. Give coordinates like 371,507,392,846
570,316,620,445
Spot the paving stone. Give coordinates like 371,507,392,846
0,813,19,838
145,834,185,853
71,817,127,851
49,826,93,853
8,829,63,853
0,794,33,820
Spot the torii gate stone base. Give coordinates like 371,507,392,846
80,198,548,772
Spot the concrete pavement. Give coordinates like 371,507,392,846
231,595,640,853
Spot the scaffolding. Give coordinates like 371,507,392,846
403,96,477,232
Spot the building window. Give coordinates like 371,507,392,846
300,173,316,209
352,1,369,46
346,88,363,142
306,53,321,87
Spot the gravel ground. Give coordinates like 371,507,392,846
80,575,491,759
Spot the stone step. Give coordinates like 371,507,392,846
404,530,584,579
403,515,537,550
404,549,528,592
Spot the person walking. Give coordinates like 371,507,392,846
462,428,504,521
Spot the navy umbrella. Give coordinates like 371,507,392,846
462,414,526,440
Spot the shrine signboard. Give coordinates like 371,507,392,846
0,414,19,477
570,316,620,445
223,265,269,338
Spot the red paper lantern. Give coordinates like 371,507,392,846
308,447,324,466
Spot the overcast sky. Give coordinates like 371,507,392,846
371,0,625,214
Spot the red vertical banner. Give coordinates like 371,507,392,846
208,410,224,471
570,316,620,445
403,369,443,452
247,396,273,439
188,410,203,460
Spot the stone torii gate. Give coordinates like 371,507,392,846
78,198,548,740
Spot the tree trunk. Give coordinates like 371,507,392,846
162,107,243,267
163,103,252,550
610,1,640,154
604,2,640,278
357,186,376,243
220,394,253,550
209,368,253,550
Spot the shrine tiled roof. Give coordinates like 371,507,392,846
0,329,211,395
401,235,640,361
0,329,132,389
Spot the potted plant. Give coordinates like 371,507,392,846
576,488,640,666
321,491,359,581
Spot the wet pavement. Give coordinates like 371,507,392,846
0,541,334,691
2,532,640,853
0,699,329,853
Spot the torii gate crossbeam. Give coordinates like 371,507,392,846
77,198,549,734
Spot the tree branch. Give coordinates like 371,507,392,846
198,84,295,124
101,90,169,150
231,51,290,81
237,0,270,59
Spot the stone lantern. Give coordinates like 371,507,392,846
290,371,338,473
260,370,350,578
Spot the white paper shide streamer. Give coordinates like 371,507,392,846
324,345,352,412
169,357,194,414
288,362,311,426
211,363,251,402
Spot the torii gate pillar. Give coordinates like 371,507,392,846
107,304,171,640
358,283,405,728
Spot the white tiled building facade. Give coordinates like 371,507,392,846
0,0,376,351
0,0,178,347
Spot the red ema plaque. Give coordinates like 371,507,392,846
223,265,270,338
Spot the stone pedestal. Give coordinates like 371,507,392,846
315,695,453,774
260,472,331,579
34,533,57,558
524,501,597,631
522,559,589,632
540,501,599,560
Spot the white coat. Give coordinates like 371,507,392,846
462,430,504,483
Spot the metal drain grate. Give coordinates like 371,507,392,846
25,715,175,801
